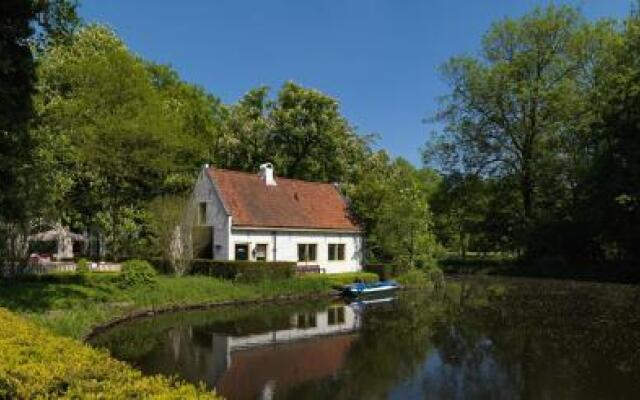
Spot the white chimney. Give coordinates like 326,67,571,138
259,162,277,186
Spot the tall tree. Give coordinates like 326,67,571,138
33,25,184,256
585,7,640,262
217,86,271,171
269,81,364,182
0,0,38,268
212,81,371,184
348,155,438,267
147,62,227,191
0,0,37,223
426,6,611,253
430,174,491,257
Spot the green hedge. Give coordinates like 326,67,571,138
363,264,409,280
8,271,119,285
190,259,296,282
0,308,218,399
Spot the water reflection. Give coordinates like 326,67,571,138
91,278,640,400
92,300,376,399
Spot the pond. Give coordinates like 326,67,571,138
90,277,640,399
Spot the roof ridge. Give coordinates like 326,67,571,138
208,167,339,186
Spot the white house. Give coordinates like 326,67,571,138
190,163,364,273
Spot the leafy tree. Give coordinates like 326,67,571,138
269,81,366,182
430,174,491,257
32,0,80,50
212,81,372,184
0,0,36,225
147,195,191,275
33,25,187,257
426,6,614,255
216,86,271,171
584,7,640,262
348,155,439,267
147,62,227,191
0,0,79,270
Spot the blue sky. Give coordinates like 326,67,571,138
80,0,632,165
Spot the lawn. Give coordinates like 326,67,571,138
0,271,378,339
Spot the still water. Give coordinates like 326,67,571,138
90,277,640,399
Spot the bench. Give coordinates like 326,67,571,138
295,265,325,275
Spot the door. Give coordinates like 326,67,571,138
235,243,249,261
193,226,213,259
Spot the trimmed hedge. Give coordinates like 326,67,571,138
190,259,295,282
0,308,218,399
363,264,409,280
8,271,119,285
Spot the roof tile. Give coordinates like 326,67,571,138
208,168,361,231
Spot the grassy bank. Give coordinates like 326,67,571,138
0,268,435,398
0,272,378,339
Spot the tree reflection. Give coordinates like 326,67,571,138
92,278,640,400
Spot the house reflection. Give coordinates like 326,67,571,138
144,304,360,400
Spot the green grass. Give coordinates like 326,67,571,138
0,272,376,339
301,271,379,286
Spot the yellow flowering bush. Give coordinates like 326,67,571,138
0,308,219,399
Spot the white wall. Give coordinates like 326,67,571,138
228,304,359,350
192,169,231,260
192,167,364,274
230,229,363,273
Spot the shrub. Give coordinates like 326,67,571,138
190,260,295,282
76,258,90,273
426,267,445,288
396,267,446,289
363,264,391,280
0,308,218,399
363,264,409,280
396,269,429,287
117,260,157,288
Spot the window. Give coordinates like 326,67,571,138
295,312,317,328
328,306,346,325
297,244,317,262
328,244,346,261
235,243,249,261
255,243,267,261
198,202,207,225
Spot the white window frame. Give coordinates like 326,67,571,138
328,243,346,261
297,243,318,263
254,243,268,261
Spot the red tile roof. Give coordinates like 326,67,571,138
207,168,361,232
216,334,356,400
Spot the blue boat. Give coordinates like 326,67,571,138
339,280,400,297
